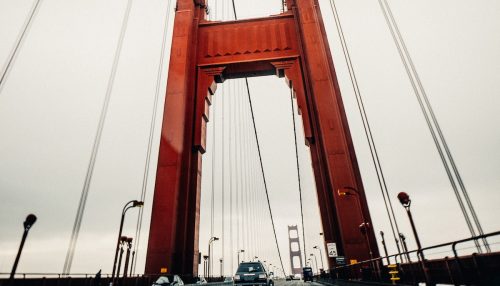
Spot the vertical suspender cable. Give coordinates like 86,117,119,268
329,0,403,259
244,79,286,275
235,81,241,260
289,86,308,263
230,0,286,274
380,0,489,252
245,85,256,259
377,0,485,252
0,0,43,92
63,0,135,275
210,94,217,276
229,81,234,273
244,100,257,259
131,0,172,274
221,79,225,276
238,80,246,261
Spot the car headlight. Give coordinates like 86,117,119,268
234,275,241,281
258,274,266,279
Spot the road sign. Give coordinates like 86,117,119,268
335,257,345,265
326,242,338,257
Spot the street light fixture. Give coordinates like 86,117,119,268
397,192,424,260
111,200,143,281
312,246,324,271
237,249,245,264
208,237,219,277
9,214,37,281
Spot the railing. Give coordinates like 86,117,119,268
0,274,230,286
318,230,500,285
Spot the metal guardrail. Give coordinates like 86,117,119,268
324,230,500,285
0,275,233,286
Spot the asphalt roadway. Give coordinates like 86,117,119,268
274,280,326,286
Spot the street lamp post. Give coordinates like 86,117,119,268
111,200,143,282
219,258,223,277
116,236,127,281
129,250,136,277
379,231,390,264
122,237,133,279
358,222,374,260
310,253,319,275
208,237,219,277
399,233,411,263
203,255,209,278
9,214,37,281
312,246,324,271
397,192,424,260
237,249,245,264
397,192,430,284
339,187,375,260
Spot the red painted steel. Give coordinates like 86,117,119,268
146,0,379,277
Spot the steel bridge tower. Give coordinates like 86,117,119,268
145,0,379,277
288,225,304,275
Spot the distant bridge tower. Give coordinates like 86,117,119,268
288,225,303,275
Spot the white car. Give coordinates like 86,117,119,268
196,277,208,284
153,275,184,286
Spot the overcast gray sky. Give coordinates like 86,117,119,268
0,0,499,277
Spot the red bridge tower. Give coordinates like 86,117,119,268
146,0,379,276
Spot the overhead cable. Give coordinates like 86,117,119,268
289,86,308,264
328,0,403,259
63,0,134,275
0,0,43,92
229,0,286,273
132,0,173,274
377,0,488,252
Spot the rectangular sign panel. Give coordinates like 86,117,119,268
327,242,338,257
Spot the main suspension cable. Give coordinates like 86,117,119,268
131,0,173,273
63,0,134,275
377,0,484,252
329,0,403,259
0,0,43,92
380,0,489,252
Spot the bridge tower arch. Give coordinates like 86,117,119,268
146,0,379,276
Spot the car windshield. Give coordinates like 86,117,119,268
237,263,263,273
303,267,312,273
